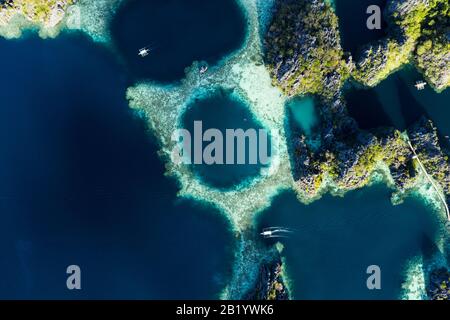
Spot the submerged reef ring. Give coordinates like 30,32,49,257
178,87,276,190
126,15,293,228
128,0,450,299
127,0,295,299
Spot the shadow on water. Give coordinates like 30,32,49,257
0,33,235,299
110,0,247,83
334,0,388,58
396,76,429,128
395,67,450,149
346,66,449,140
421,234,449,265
345,87,394,130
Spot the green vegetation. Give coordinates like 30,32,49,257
415,0,450,91
353,0,450,91
1,0,76,25
353,38,414,87
352,144,384,182
265,0,350,98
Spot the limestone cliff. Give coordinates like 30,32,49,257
0,0,76,38
354,0,450,91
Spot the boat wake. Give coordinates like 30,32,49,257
260,227,294,239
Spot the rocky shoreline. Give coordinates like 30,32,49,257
264,0,350,99
244,252,290,300
264,0,450,299
0,0,447,301
428,267,450,300
0,0,76,38
265,0,450,210
354,0,450,92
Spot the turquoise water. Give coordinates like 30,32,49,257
1,0,448,301
346,66,450,137
257,185,443,299
182,89,270,190
286,97,318,136
111,0,247,83
334,0,388,57
0,33,235,299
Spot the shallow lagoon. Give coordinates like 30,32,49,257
286,97,318,137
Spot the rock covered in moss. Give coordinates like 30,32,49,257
414,0,450,91
291,102,450,202
353,0,450,91
428,267,450,300
264,0,350,98
0,0,76,38
408,117,450,196
244,255,289,300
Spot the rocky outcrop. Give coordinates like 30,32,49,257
264,0,350,98
0,0,76,38
292,111,450,203
414,0,450,92
353,0,450,91
244,255,289,300
408,118,450,196
265,0,450,202
428,268,450,300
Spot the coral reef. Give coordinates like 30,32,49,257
244,254,289,300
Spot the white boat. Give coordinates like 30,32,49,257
415,81,426,90
260,227,294,239
138,47,150,57
199,65,208,74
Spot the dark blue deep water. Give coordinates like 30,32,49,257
346,66,450,136
111,0,247,82
181,89,270,190
257,185,442,299
0,0,448,301
0,33,235,299
335,0,388,57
